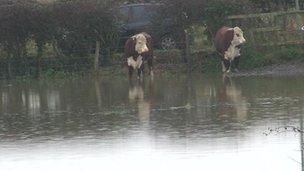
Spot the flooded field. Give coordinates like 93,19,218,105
0,74,304,171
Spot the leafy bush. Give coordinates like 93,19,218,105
0,0,37,58
249,0,302,12
272,46,304,61
240,46,269,69
202,0,253,41
53,0,118,59
0,0,118,60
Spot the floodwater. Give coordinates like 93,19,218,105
0,74,304,171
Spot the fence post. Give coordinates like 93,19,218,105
94,40,101,73
7,55,12,79
296,0,300,10
184,29,191,71
37,43,43,78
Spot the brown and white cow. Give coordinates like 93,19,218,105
214,26,246,73
124,32,154,79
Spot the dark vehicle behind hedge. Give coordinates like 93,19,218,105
115,3,186,50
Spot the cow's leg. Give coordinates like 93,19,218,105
222,59,231,73
128,66,134,79
147,57,153,77
137,64,144,79
221,60,226,73
233,56,240,72
226,60,232,73
136,56,144,79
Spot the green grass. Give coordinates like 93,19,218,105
190,44,304,73
240,45,304,69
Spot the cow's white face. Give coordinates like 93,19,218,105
231,27,246,46
133,34,149,54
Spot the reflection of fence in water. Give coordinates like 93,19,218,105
228,11,304,47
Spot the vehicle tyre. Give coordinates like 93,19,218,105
160,34,177,50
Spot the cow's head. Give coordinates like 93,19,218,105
132,33,149,54
231,27,246,46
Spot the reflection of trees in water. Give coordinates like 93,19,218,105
0,76,248,137
0,79,141,138
95,79,102,110
0,85,43,135
0,82,70,136
0,85,62,117
26,90,41,117
1,91,8,112
46,90,61,111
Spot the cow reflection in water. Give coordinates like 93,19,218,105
218,74,248,121
128,80,153,123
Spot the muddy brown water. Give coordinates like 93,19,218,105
0,74,304,171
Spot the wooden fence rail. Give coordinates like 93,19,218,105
228,10,304,47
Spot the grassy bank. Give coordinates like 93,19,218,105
190,44,304,73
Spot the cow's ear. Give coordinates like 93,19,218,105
131,38,136,49
222,29,234,52
225,29,234,43
127,38,136,52
125,38,136,55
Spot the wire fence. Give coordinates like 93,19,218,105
0,56,96,79
228,10,304,47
